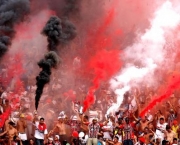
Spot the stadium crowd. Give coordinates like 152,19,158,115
0,83,180,145
0,57,180,145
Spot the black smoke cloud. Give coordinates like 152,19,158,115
0,0,30,58
35,16,77,110
35,51,59,110
42,16,77,51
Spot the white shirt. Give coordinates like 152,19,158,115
34,122,48,139
102,121,113,140
155,122,167,139
116,134,123,143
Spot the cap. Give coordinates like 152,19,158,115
55,135,59,140
58,111,65,119
79,132,85,138
173,120,178,125
20,114,25,118
72,116,78,121
48,137,53,141
92,117,98,121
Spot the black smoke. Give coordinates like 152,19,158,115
35,16,77,110
35,51,59,110
42,16,77,51
0,0,30,58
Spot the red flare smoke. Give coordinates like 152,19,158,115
83,49,121,112
82,6,122,112
0,54,25,126
140,72,180,117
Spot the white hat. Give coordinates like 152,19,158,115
59,111,65,116
79,132,85,138
55,135,59,140
72,115,78,120
48,137,53,141
58,111,66,119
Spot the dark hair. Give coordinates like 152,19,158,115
84,115,88,120
13,135,18,141
166,125,171,130
114,136,119,140
8,121,15,126
29,138,34,141
160,117,164,120
40,117,44,121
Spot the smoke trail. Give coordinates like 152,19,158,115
109,1,180,114
83,49,121,112
140,72,180,117
0,0,30,58
35,51,59,110
35,16,77,110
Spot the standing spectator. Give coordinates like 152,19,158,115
123,117,133,145
87,118,100,145
155,117,167,144
52,113,67,144
34,117,48,145
171,120,179,138
0,121,18,144
17,113,27,145
164,125,176,144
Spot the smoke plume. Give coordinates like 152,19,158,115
108,0,180,115
35,16,77,110
35,51,59,110
0,0,30,58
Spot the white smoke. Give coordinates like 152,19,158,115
108,1,180,115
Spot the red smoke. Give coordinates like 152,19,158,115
0,54,25,126
83,50,121,112
140,72,180,117
0,54,24,90
82,7,122,112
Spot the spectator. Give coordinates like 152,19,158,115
34,117,48,145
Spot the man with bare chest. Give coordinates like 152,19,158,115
17,114,27,145
52,116,67,144
0,121,18,145
143,127,154,144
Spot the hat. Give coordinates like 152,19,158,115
92,117,98,121
72,116,78,121
79,132,85,138
20,114,25,118
58,111,65,119
55,135,59,140
48,137,53,141
173,120,178,125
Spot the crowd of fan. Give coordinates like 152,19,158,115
0,57,180,145
0,83,180,145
